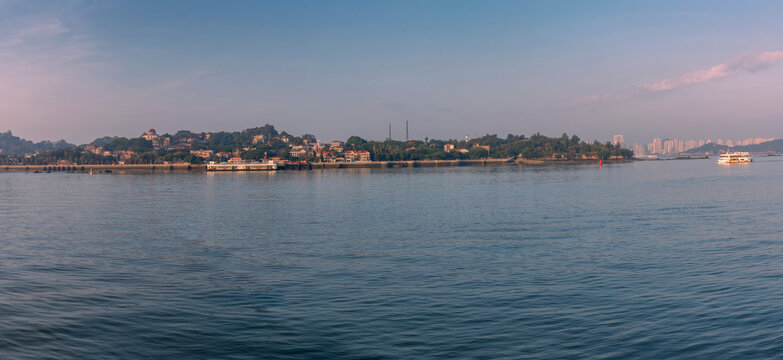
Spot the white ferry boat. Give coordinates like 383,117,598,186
717,152,752,164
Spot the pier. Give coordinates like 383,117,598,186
206,162,277,171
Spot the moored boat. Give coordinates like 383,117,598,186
206,160,278,171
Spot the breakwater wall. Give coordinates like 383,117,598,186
310,158,516,169
1,157,654,174
0,164,205,173
514,158,633,165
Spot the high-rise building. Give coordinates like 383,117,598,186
661,139,672,154
632,143,645,156
653,138,662,154
613,134,625,146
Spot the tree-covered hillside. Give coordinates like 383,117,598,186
682,139,783,155
0,131,73,155
346,133,632,161
0,125,633,165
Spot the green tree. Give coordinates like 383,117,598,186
345,136,367,148
470,147,489,159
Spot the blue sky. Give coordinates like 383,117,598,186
2,0,783,144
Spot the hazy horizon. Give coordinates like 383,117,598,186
3,1,783,145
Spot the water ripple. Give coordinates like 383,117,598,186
3,160,783,358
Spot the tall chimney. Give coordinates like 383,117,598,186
406,121,409,141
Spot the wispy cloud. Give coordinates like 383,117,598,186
0,15,106,139
150,69,211,94
638,51,783,92
576,50,783,105
0,20,68,46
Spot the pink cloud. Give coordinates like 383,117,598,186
576,50,783,105
638,64,731,92
638,51,783,93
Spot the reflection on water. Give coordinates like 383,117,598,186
2,158,783,359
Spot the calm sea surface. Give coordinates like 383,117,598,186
3,158,783,359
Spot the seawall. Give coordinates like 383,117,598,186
310,158,516,169
0,164,206,172
0,157,655,173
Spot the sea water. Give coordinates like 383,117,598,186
2,158,783,359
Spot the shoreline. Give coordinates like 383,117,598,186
0,156,705,173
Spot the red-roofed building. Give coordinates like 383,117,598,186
345,150,370,162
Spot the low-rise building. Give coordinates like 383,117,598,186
115,150,136,161
345,150,371,162
290,149,309,158
317,150,336,162
173,142,192,151
190,149,214,158
290,145,312,158
84,145,104,155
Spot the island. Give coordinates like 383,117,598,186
0,125,633,172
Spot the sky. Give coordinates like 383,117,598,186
2,0,783,145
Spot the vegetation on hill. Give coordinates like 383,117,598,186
681,143,729,155
734,139,783,153
0,125,633,165
682,139,783,155
345,133,632,161
0,131,73,155
102,138,154,153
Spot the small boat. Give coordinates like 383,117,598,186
717,152,752,164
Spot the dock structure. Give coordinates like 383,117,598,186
206,161,278,171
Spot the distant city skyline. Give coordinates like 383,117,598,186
616,134,776,156
3,1,783,144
